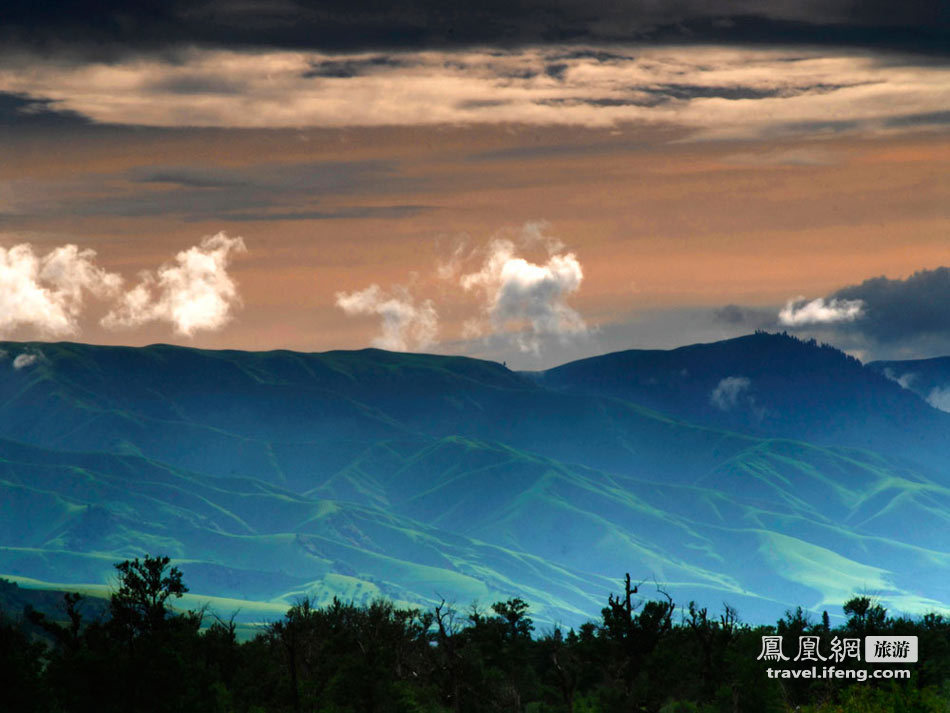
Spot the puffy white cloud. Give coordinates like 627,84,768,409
0,242,121,337
778,296,865,327
335,284,438,352
710,376,751,411
102,232,246,336
460,237,586,354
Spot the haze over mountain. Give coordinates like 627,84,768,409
869,356,950,415
1,332,948,625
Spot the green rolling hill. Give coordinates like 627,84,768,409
0,333,947,625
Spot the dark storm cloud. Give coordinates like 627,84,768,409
723,267,950,360
0,92,91,128
831,268,950,345
3,0,947,57
721,268,950,344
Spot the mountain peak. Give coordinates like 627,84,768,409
541,330,948,464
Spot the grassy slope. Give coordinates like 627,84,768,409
0,438,626,625
0,339,947,623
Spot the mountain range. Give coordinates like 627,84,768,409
1,332,948,626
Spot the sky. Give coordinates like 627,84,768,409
0,0,948,368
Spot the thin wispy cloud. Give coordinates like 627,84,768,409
927,387,950,413
883,368,917,390
335,284,438,352
0,160,422,224
1,47,946,139
710,376,751,411
722,148,837,166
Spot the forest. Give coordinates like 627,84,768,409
2,556,948,713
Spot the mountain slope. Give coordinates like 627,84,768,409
537,332,950,471
0,336,948,623
0,437,630,624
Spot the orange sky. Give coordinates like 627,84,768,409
1,44,948,366
3,123,947,359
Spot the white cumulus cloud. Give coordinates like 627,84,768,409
335,284,438,352
460,237,586,354
778,296,865,327
102,232,246,336
710,376,751,411
0,242,121,337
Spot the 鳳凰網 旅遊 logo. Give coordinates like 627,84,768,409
756,634,917,681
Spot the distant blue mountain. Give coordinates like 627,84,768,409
538,332,950,471
0,332,947,625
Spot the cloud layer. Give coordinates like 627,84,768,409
4,0,944,57
0,46,946,139
335,284,438,352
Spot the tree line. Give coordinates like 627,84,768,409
1,557,948,712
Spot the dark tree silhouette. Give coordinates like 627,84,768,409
3,558,948,713
110,555,188,637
